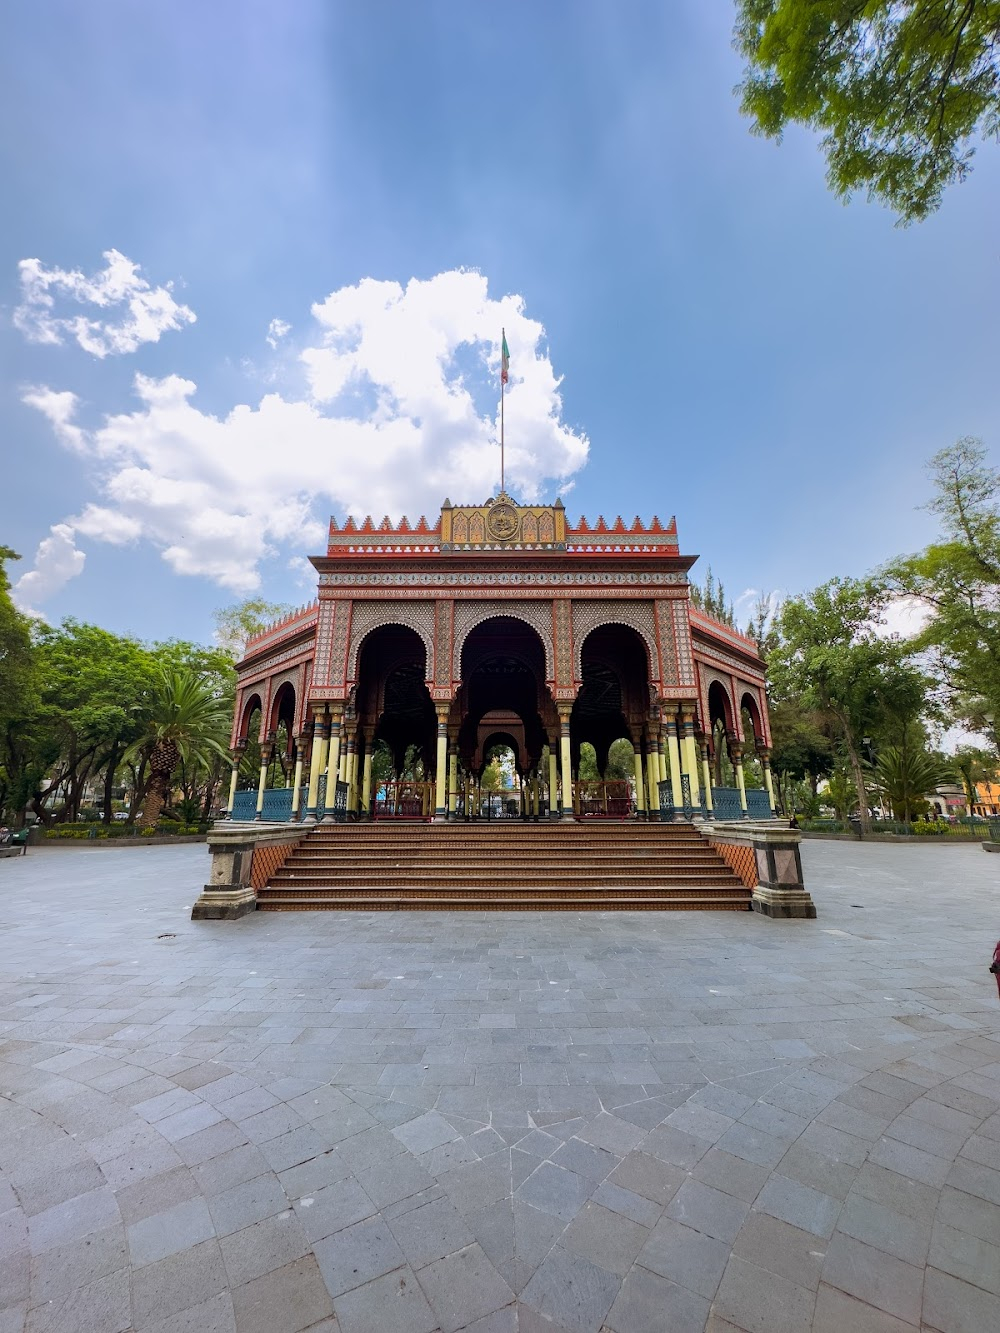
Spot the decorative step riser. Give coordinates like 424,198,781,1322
268,876,742,888
260,887,749,899
257,902,751,912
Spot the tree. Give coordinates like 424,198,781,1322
127,668,230,827
689,567,735,626
735,2,1000,224
885,440,1000,751
953,744,996,815
770,577,929,830
874,742,954,822
26,621,158,825
213,598,292,661
0,548,40,824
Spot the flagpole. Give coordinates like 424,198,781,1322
500,327,505,494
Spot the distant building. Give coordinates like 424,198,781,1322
974,779,1000,818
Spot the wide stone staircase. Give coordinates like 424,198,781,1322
256,821,752,911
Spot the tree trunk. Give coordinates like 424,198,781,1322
140,775,168,828
844,735,871,833
102,742,121,824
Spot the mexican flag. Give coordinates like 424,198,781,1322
501,330,509,385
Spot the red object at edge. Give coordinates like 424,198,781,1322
991,941,1000,1000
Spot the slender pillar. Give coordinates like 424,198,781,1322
548,750,558,818
633,745,646,815
665,714,683,805
680,705,702,808
322,711,342,821
731,742,748,813
361,743,374,818
759,747,776,813
254,743,272,821
289,743,305,821
699,738,714,816
558,707,574,819
225,753,240,817
304,712,328,822
531,771,540,819
644,737,660,821
346,741,357,810
448,746,458,818
657,726,668,785
434,707,449,820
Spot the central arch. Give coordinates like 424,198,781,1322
457,616,554,774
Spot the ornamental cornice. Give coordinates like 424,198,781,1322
318,570,687,588
236,644,314,687
693,642,767,680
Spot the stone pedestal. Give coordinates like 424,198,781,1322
705,820,816,919
191,823,310,920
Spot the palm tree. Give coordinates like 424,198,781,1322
874,746,954,823
128,669,230,827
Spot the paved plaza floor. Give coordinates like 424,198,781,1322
0,840,999,1333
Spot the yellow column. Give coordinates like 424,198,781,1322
632,746,646,814
434,707,449,819
665,715,683,804
680,705,701,807
254,743,272,820
657,726,668,785
361,746,374,818
448,748,458,818
759,747,776,813
548,750,558,818
289,744,304,820
558,707,574,819
732,743,748,813
225,758,240,816
323,711,342,820
304,713,328,821
700,739,714,816
645,741,660,821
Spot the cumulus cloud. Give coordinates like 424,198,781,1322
12,524,86,615
19,269,589,602
266,318,291,348
14,249,196,357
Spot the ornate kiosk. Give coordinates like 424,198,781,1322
227,494,776,824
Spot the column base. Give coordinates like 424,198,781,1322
751,886,816,919
191,884,257,920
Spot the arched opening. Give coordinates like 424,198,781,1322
572,624,650,817
478,736,523,819
740,693,766,795
237,694,263,790
356,625,435,818
707,680,736,787
458,618,552,773
269,682,296,789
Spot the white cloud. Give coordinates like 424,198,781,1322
14,249,196,357
266,318,291,348
12,524,86,614
20,270,589,602
878,595,930,640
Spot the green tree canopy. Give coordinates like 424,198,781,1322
770,576,930,829
213,597,293,661
127,667,231,827
735,1,1000,223
884,439,1000,751
0,548,41,823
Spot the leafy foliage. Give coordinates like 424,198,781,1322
873,743,954,822
770,576,929,828
884,439,1000,750
126,668,231,827
735,1,1000,223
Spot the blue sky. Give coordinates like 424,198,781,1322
3,0,998,645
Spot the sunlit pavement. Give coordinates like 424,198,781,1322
1,839,998,1332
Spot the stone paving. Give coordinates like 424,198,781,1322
0,839,998,1333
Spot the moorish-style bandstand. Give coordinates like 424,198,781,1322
226,494,776,826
